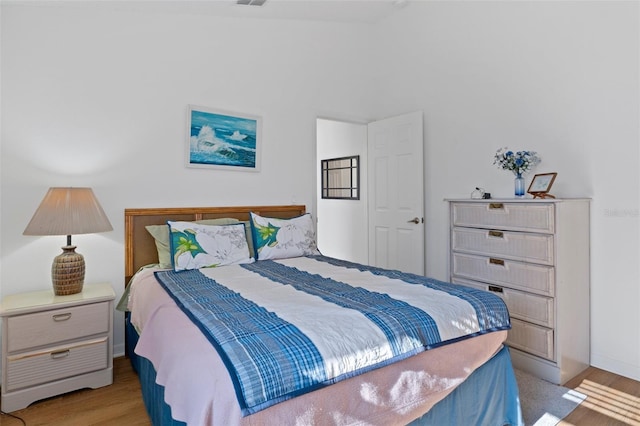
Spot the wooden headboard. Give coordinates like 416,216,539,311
124,205,307,284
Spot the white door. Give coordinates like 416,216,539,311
367,111,424,275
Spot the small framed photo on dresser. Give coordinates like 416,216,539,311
527,172,557,199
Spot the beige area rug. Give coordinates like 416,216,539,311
516,369,587,426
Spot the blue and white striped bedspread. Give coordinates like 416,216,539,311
154,255,510,416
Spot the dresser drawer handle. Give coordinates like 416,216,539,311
488,285,504,293
489,203,504,210
488,230,504,238
51,350,70,360
52,313,72,322
489,258,505,266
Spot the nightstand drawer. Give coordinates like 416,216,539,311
6,302,110,352
452,252,555,296
451,202,555,233
452,227,554,265
5,337,108,392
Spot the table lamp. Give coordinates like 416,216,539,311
23,187,113,295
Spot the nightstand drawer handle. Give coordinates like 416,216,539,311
489,203,504,210
488,285,504,293
52,313,72,322
488,230,504,238
489,258,505,266
51,350,70,359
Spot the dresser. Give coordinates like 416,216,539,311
447,199,590,385
1,283,115,412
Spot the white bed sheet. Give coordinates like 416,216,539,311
128,267,508,426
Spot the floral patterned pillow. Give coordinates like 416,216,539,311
249,212,320,260
168,221,253,271
146,218,241,269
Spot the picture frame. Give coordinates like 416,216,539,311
187,105,262,171
527,172,558,199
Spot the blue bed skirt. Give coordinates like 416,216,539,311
126,313,523,426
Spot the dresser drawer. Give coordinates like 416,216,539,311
6,302,110,352
451,202,555,233
507,318,554,361
452,252,555,296
452,227,554,265
452,277,554,327
5,337,108,392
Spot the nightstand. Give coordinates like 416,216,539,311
0,283,115,412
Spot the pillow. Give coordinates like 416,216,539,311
168,221,253,271
146,218,242,268
249,212,320,260
239,221,255,259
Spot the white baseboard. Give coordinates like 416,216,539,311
591,352,640,381
113,342,126,358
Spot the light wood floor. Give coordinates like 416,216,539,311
562,367,640,425
1,358,638,425
0,357,150,426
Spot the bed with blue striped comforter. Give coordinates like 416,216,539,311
154,255,511,416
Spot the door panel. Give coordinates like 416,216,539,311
367,111,424,275
374,227,390,268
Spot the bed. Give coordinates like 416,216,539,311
120,205,523,426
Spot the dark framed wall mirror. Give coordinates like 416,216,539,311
321,155,360,200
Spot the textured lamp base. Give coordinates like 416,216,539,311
52,246,85,295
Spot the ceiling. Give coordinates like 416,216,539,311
4,0,408,24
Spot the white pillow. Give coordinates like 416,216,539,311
249,212,320,260
146,218,241,269
168,221,253,271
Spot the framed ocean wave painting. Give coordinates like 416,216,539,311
187,105,262,171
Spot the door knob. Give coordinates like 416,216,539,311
407,217,421,224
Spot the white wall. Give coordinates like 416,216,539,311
2,1,639,382
0,4,375,357
372,1,640,380
316,118,368,264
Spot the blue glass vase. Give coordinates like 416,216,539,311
514,173,525,197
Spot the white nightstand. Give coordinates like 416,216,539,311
0,283,115,412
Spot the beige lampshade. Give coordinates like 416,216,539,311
23,187,113,295
23,187,113,237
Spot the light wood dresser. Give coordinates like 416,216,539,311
1,283,115,412
447,199,590,385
